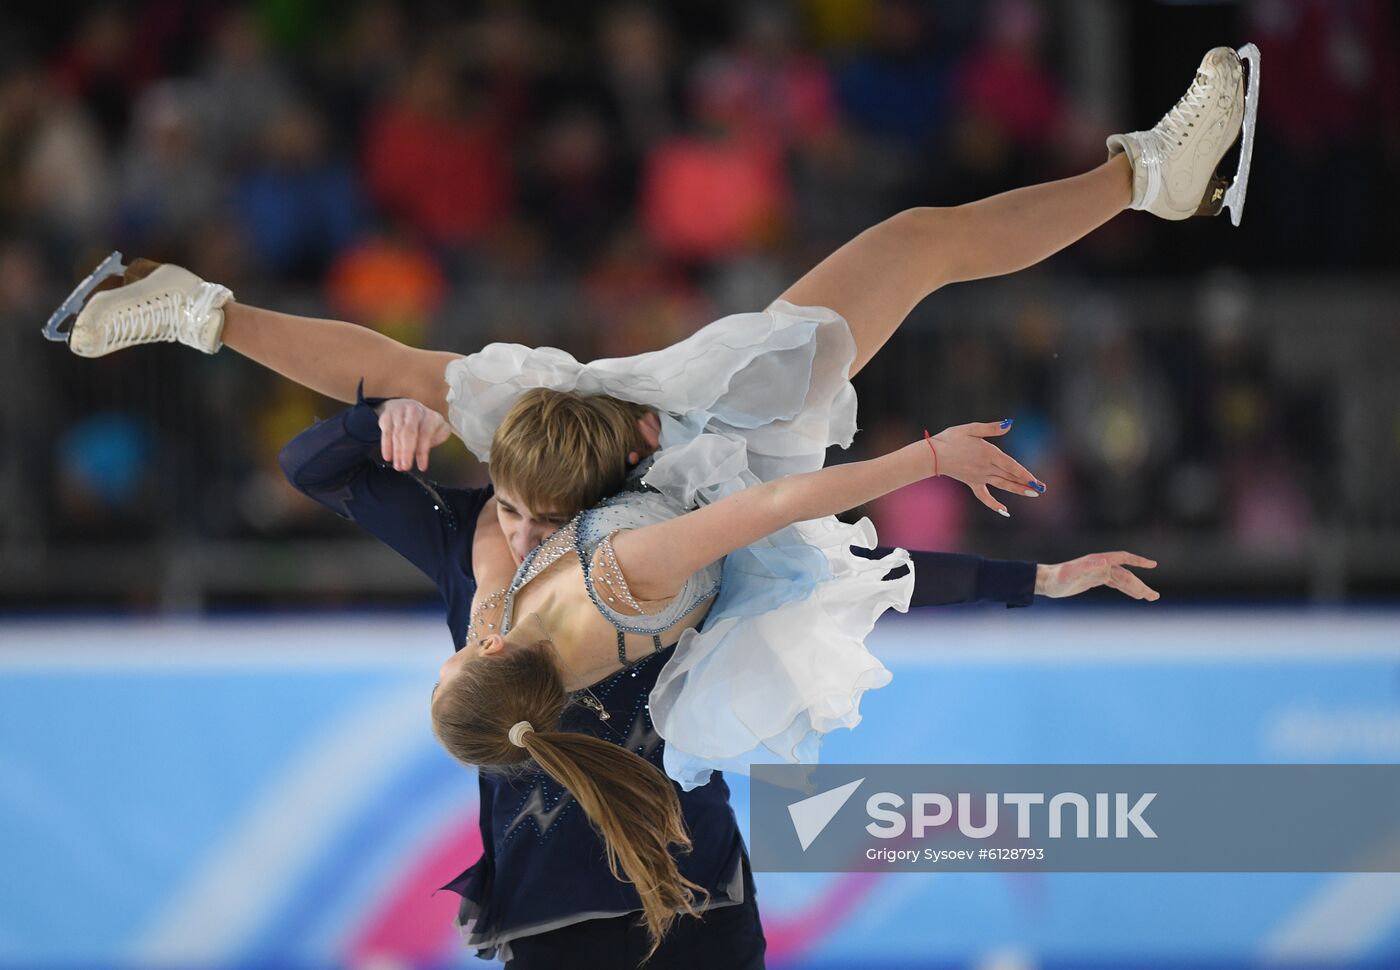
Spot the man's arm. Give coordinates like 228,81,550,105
860,546,1158,605
860,547,1035,608
277,382,486,585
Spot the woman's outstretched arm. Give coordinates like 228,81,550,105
614,421,1035,601
222,303,462,416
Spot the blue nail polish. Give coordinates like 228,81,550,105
1028,480,1045,493
1000,417,1014,429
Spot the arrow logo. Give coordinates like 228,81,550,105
788,777,864,851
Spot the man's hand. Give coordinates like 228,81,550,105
1035,552,1160,601
375,398,451,472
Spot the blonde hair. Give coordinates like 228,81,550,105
490,388,652,515
431,642,710,961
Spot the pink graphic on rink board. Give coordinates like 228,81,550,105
339,806,884,965
347,814,483,965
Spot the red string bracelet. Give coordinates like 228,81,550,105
922,429,940,477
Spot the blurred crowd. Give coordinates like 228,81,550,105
1,0,1397,603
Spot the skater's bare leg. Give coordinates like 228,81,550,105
221,303,461,415
67,260,462,415
775,154,1132,378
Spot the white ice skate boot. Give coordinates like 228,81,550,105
43,252,233,357
1107,43,1261,225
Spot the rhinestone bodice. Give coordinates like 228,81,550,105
498,518,581,638
463,520,579,645
464,486,722,649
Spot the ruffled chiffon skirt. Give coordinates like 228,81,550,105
443,300,913,791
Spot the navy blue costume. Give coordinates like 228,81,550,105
278,387,1036,967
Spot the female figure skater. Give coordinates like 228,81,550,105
53,45,1253,966
276,384,1153,968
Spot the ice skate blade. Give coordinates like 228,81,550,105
1222,42,1261,227
43,251,127,342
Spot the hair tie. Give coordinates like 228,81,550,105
508,720,535,747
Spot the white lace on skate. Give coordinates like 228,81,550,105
1135,70,1210,208
105,289,185,351
1157,70,1211,149
97,280,229,353
70,264,233,357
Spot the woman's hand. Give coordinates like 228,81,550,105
926,420,1046,516
375,398,452,472
1035,552,1160,601
627,409,662,466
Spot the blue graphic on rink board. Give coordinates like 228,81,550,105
3,611,1400,968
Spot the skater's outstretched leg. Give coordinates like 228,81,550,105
776,44,1257,379
59,258,462,415
776,155,1133,377
53,46,1257,409
220,303,460,415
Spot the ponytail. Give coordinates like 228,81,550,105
431,640,710,961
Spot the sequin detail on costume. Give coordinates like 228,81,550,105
465,518,580,644
591,532,650,615
467,510,687,647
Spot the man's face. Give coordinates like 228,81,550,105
494,487,574,564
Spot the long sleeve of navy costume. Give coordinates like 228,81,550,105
851,545,1035,608
277,392,1037,960
277,383,494,648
